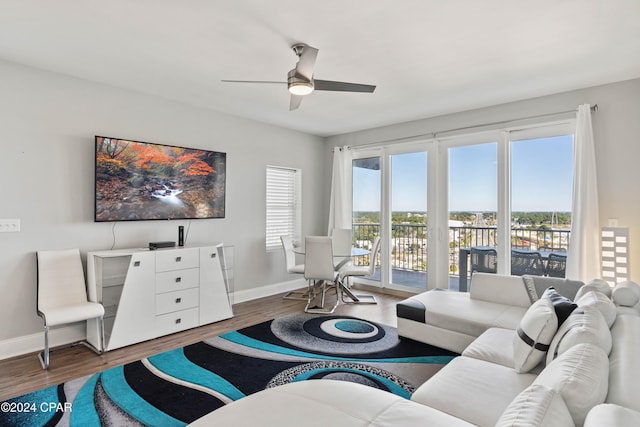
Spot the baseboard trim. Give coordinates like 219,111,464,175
232,278,306,304
0,324,86,361
1,279,307,361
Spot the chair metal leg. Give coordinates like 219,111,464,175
339,277,377,304
305,280,339,314
100,316,106,353
283,280,316,301
39,317,105,370
79,317,106,355
38,325,50,370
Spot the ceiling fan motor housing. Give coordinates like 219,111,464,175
287,68,314,95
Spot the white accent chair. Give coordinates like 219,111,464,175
304,236,340,314
338,236,381,304
331,228,353,269
280,235,311,301
36,248,105,369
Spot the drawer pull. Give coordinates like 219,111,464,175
175,297,182,304
175,318,182,324
175,277,182,283
175,256,182,262
134,261,141,267
211,253,217,258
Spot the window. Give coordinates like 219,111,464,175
266,166,301,251
348,121,575,292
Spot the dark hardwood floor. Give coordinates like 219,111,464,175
0,289,404,401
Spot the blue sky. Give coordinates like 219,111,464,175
353,135,574,212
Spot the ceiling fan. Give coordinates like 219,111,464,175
222,43,376,110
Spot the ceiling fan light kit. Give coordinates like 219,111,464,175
223,42,376,110
287,69,314,95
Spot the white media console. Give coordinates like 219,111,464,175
86,243,233,351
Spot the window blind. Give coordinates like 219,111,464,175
266,166,301,251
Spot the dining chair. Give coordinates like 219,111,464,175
470,247,498,275
303,236,340,314
36,248,105,369
280,235,312,301
511,249,545,276
338,236,380,304
331,228,353,269
546,253,568,278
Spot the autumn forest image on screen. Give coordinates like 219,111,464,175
95,137,226,221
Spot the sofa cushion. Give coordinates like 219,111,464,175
470,273,532,308
575,278,612,300
521,275,584,301
545,306,612,366
612,281,640,307
411,356,536,427
577,290,617,327
463,327,516,368
496,384,575,427
607,314,640,411
399,290,527,338
190,380,477,427
513,294,558,373
585,404,640,427
533,343,609,427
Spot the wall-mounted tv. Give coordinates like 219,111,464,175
95,136,226,221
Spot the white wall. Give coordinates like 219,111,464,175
325,78,640,282
0,60,325,352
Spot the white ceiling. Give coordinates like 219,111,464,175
2,0,640,137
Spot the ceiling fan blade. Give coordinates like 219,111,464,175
295,45,318,81
221,80,286,85
314,79,376,93
289,94,303,111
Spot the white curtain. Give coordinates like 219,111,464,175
566,104,600,281
327,146,353,234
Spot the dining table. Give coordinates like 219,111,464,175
292,246,369,267
292,245,372,303
458,246,567,292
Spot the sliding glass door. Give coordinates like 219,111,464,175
448,142,498,291
352,157,382,285
347,121,575,293
390,151,428,289
510,132,574,278
351,148,431,291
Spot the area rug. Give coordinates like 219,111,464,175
1,313,457,427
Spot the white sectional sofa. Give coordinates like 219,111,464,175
396,273,583,353
189,274,640,427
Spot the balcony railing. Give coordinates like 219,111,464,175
352,223,571,275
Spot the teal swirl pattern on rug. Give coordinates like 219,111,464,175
0,314,457,427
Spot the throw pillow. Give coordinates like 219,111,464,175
534,343,609,427
612,280,640,307
577,290,616,327
495,384,574,427
545,306,612,366
543,287,577,326
525,276,584,301
574,278,612,300
522,275,539,304
513,293,558,373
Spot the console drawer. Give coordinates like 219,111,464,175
155,307,199,336
156,268,199,293
156,288,199,315
155,248,199,272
